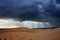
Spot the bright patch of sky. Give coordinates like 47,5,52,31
0,19,55,29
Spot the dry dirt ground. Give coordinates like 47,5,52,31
0,28,60,40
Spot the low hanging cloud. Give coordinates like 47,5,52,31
0,19,57,28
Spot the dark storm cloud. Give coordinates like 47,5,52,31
0,0,42,21
42,0,60,27
43,0,60,18
56,0,60,4
0,0,60,23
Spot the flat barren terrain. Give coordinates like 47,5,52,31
0,28,60,40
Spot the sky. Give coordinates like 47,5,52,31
0,0,60,28
0,19,57,28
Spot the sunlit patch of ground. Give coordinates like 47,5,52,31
0,28,60,40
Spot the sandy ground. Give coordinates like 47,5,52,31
0,28,60,40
